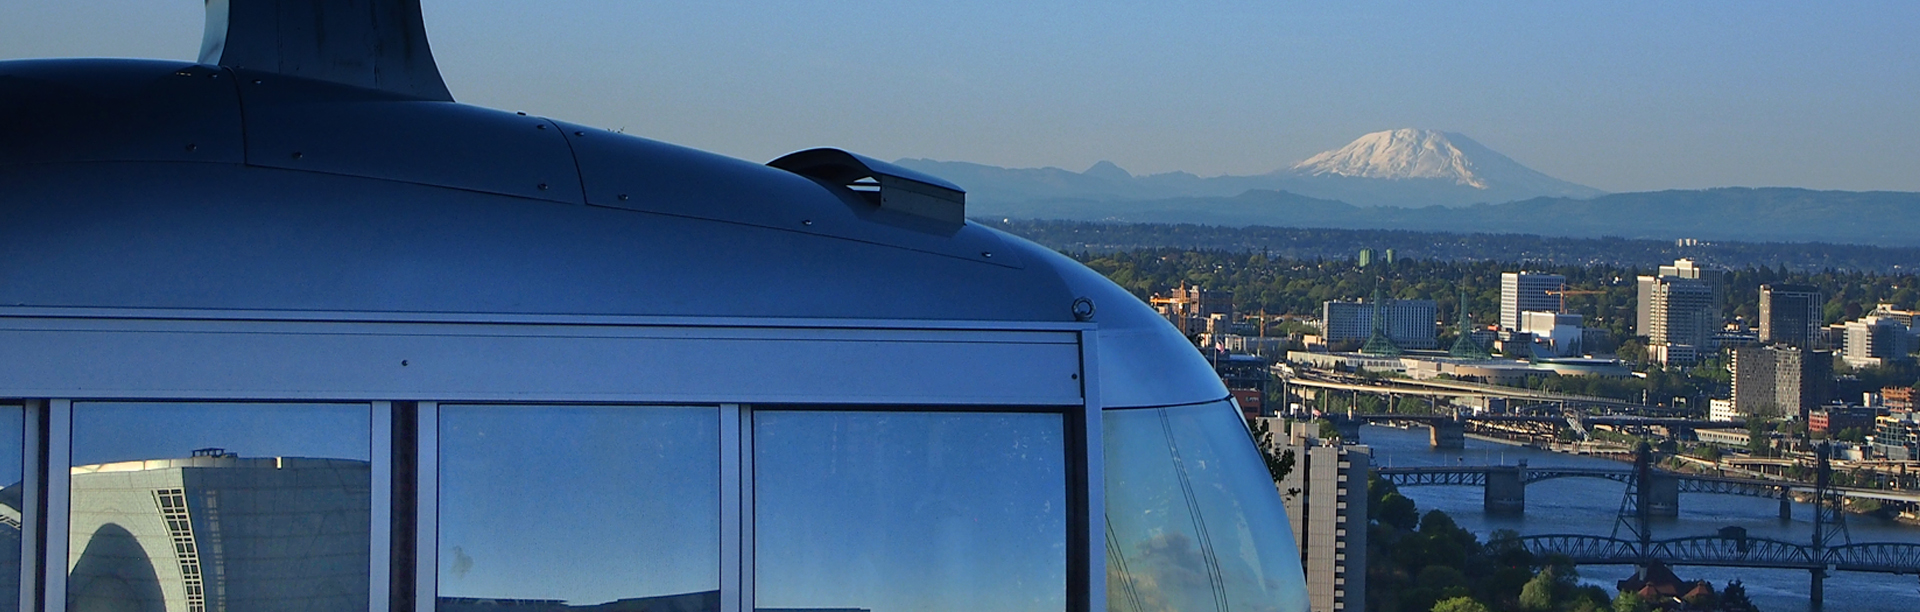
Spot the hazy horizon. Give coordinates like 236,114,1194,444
4,1,1916,194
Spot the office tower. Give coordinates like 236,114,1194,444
1640,259,1722,365
1321,299,1439,349
1759,284,1822,348
1500,272,1564,330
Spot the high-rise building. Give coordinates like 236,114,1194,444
1759,284,1822,348
1500,272,1564,330
1840,313,1916,368
1322,298,1438,349
1521,311,1586,357
1731,345,1832,420
1268,420,1369,612
1640,259,1722,365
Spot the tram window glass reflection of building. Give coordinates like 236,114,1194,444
1104,400,1306,612
67,402,373,612
753,410,1068,612
435,405,719,612
0,405,22,612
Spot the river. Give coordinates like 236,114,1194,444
1358,424,1920,612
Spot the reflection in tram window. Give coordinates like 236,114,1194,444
436,405,719,612
754,411,1068,612
1104,401,1306,612
0,405,21,611
67,402,372,612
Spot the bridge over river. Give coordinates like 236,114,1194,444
1376,464,1920,516
1386,443,1920,611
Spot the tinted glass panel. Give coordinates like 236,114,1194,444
436,405,719,612
0,405,21,611
754,410,1068,612
69,402,372,612
1104,401,1308,612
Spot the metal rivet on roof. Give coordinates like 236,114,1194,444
517,111,527,116
574,131,586,137
537,183,550,190
175,71,192,77
253,79,263,85
617,194,630,201
536,124,547,130
291,152,304,159
802,220,814,226
184,144,197,152
982,251,994,258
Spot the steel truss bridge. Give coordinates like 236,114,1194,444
1376,466,1920,504
1499,534,1920,575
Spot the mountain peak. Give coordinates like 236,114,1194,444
1083,160,1133,181
1292,129,1492,188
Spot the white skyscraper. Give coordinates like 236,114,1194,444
1501,272,1564,330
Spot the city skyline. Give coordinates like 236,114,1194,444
4,1,1918,194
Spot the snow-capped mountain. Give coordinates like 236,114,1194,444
1287,129,1603,201
894,128,1604,209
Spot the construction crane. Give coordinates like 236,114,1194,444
1544,284,1606,314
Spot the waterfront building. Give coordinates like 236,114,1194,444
1640,260,1723,366
1500,272,1564,330
1268,420,1370,612
1759,284,1823,348
1873,410,1920,461
1731,345,1832,420
1321,298,1438,349
1839,310,1917,368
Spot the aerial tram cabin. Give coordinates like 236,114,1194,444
0,2,1308,611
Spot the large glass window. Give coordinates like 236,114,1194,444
0,404,21,612
1104,401,1308,612
753,410,1068,612
435,405,719,612
68,402,373,612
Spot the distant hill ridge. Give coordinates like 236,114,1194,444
893,129,1919,247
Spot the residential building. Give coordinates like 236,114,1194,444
1640,259,1722,366
1321,298,1439,349
1759,284,1823,348
1873,410,1920,461
1501,272,1564,330
1731,345,1832,420
1268,420,1369,612
1709,398,1739,423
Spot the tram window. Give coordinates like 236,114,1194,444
1104,400,1306,612
435,405,720,612
753,410,1068,612
68,402,372,612
0,405,20,612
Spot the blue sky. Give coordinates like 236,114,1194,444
4,1,1917,192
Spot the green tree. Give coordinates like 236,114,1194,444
1431,596,1492,612
1612,591,1649,612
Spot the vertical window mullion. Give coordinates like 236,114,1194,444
720,404,743,612
369,401,392,612
19,400,44,612
44,399,70,612
414,402,438,612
